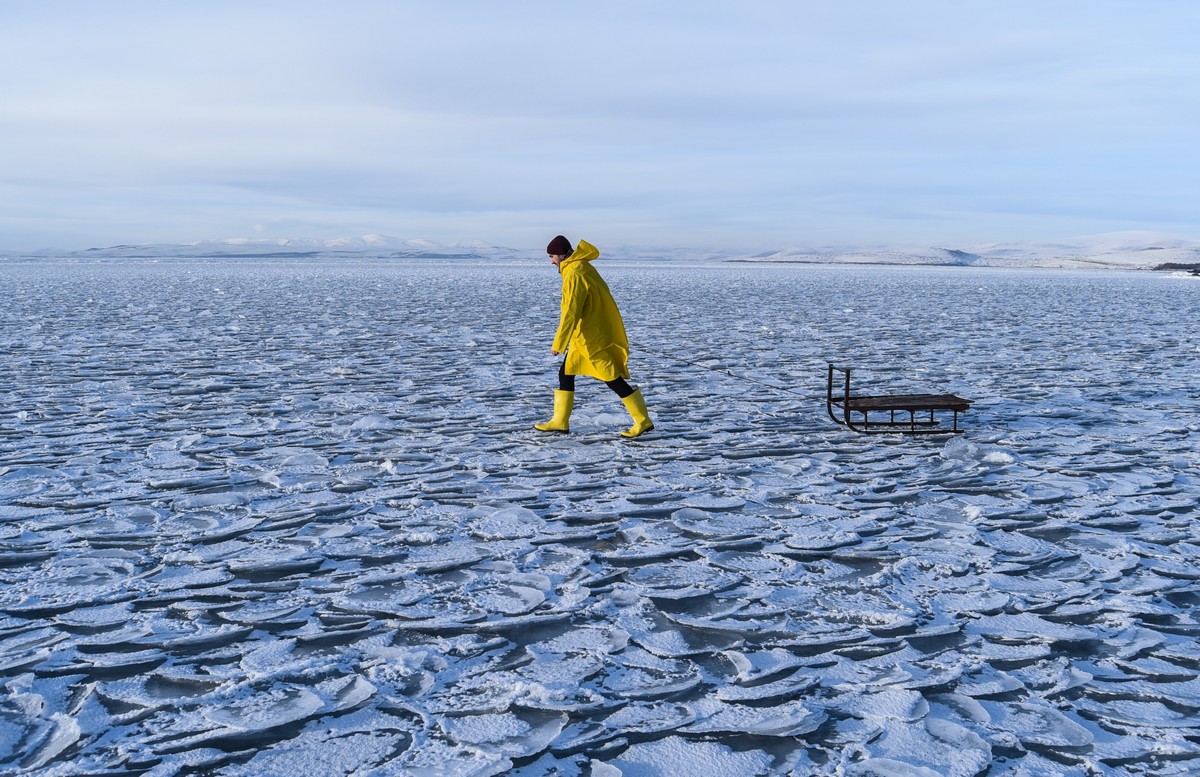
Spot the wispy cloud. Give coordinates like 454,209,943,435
3,0,1199,250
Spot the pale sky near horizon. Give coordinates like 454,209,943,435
2,1,1198,252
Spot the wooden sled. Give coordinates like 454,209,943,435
827,364,971,435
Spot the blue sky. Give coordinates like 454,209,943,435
2,1,1198,251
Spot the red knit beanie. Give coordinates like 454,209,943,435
546,235,572,256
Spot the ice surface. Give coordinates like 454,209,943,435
604,735,776,776
1,258,1199,774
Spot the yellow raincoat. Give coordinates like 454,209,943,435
551,240,630,382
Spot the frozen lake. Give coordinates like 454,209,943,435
1,258,1198,775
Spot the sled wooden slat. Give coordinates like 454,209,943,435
826,364,971,435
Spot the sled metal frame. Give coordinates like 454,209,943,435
827,364,971,435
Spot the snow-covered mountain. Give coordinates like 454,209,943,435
729,232,1200,270
17,235,528,261
5,231,1199,269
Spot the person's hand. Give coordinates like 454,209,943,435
551,349,561,356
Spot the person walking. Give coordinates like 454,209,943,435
534,235,654,438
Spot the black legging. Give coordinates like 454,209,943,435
558,360,634,398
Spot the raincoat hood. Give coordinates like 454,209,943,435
558,239,600,271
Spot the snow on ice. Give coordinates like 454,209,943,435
0,256,1198,775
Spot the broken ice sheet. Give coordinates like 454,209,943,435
225,546,324,580
600,522,695,563
977,640,1053,664
338,569,459,608
701,547,806,578
234,636,303,678
52,603,135,633
468,505,546,540
0,628,68,666
600,648,703,700
1111,654,1199,682
1075,698,1200,730
219,725,412,777
1008,657,1093,694
391,733,513,776
832,687,931,724
3,554,140,611
683,696,828,737
955,669,1027,698
426,667,547,717
218,602,308,629
720,647,805,684
601,701,695,735
603,735,775,777
531,624,630,656
7,260,1200,773
13,711,82,771
403,540,491,573
143,671,226,701
622,560,743,600
141,562,234,594
834,715,993,777
967,612,1097,644
614,604,740,659
717,671,819,705
777,527,864,557
204,686,323,730
982,700,1095,750
1087,724,1200,771
670,507,772,539
470,581,547,616
518,647,606,684
439,710,567,759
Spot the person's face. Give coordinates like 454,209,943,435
549,254,566,266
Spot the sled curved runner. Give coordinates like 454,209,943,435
827,364,971,435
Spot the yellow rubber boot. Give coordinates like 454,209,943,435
620,388,654,438
534,390,573,433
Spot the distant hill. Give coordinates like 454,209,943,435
49,235,528,261
726,232,1200,270
5,231,1199,270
